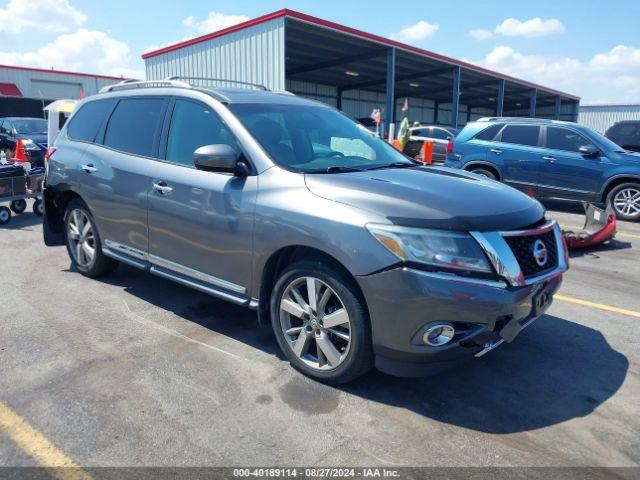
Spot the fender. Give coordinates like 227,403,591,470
599,173,640,199
462,161,503,180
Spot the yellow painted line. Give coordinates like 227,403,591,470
555,294,640,319
562,225,640,240
0,401,92,480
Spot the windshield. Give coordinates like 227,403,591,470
12,119,47,135
228,103,414,172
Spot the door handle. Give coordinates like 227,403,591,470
542,156,556,163
80,164,97,173
490,148,502,155
152,181,173,195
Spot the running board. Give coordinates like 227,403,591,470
103,247,149,270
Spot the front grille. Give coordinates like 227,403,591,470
503,229,558,277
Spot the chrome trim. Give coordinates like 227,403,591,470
407,268,507,289
104,240,148,260
248,298,260,310
150,266,248,306
471,220,568,287
474,338,504,358
148,254,246,294
102,247,148,270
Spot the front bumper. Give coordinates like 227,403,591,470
356,267,563,377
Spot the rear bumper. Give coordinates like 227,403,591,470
357,267,563,377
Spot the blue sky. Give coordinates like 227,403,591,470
2,0,640,103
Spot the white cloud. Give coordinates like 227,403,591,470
0,29,141,78
182,12,249,36
474,45,640,103
390,20,439,42
143,36,195,55
0,0,86,35
468,28,493,40
468,17,564,41
495,17,565,38
589,45,640,70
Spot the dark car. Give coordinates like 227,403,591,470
43,80,567,383
405,125,458,163
445,118,640,221
0,117,48,167
605,120,640,153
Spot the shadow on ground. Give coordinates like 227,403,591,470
95,264,628,435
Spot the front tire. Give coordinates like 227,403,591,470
469,167,497,180
607,182,640,221
64,199,118,277
270,260,373,384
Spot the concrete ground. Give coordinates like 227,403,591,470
0,199,638,468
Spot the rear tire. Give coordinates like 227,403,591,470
0,206,11,225
10,199,27,214
607,182,640,221
469,167,497,180
270,259,373,384
64,199,118,277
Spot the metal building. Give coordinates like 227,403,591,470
0,65,126,118
578,104,640,134
143,9,580,131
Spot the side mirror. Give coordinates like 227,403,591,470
579,145,599,157
193,144,250,175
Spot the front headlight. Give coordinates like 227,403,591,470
367,224,493,273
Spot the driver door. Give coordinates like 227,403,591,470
147,98,257,296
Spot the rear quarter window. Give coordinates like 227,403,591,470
473,124,502,141
67,99,115,143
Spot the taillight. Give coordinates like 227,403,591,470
44,147,56,162
446,140,454,154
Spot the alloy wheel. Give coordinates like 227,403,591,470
279,276,351,371
67,209,96,268
613,187,640,217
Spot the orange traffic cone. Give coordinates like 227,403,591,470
392,139,403,152
12,138,31,172
418,141,433,164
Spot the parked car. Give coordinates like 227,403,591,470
0,117,48,167
404,125,458,163
605,120,640,153
43,81,568,384
445,118,640,221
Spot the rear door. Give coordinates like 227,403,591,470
147,98,257,296
490,124,544,194
537,125,604,200
80,96,167,259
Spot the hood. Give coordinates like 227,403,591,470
305,166,545,231
618,150,640,162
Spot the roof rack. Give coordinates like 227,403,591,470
166,76,268,91
99,79,191,93
477,117,567,123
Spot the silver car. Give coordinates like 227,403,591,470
42,80,568,384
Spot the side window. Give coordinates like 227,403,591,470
499,125,540,147
474,124,502,141
546,127,590,153
166,100,238,167
67,99,114,143
103,98,164,157
431,128,450,140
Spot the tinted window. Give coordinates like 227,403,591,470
431,128,451,140
67,100,114,143
166,100,238,167
499,125,540,146
103,98,164,157
612,124,639,136
474,124,502,141
546,127,590,153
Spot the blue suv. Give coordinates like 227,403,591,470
445,118,640,221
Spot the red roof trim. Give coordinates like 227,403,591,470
0,82,23,96
141,8,579,100
0,64,128,81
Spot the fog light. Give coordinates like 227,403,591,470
423,323,455,346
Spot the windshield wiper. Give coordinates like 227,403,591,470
364,162,419,171
307,166,365,174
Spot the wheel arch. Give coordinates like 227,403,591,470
462,161,502,181
600,175,640,202
43,185,84,245
257,245,369,326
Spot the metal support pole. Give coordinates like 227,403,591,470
451,66,461,129
385,48,396,134
572,101,579,122
466,107,472,124
497,79,505,117
554,95,561,120
433,101,439,125
530,89,537,118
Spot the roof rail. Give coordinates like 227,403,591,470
99,79,191,93
477,116,565,123
166,76,268,91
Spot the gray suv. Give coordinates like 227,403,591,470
42,79,568,384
